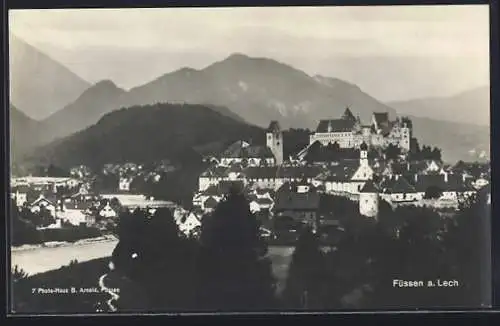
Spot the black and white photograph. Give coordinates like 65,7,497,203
7,4,492,314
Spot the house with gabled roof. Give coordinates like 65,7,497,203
412,173,476,204
198,165,230,191
175,210,202,237
97,198,122,219
253,187,274,199
379,175,419,203
273,186,321,228
256,197,274,210
203,196,219,212
220,140,276,167
29,194,57,217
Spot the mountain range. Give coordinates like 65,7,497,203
9,34,91,120
388,86,490,127
9,37,490,165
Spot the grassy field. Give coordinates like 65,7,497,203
11,257,111,314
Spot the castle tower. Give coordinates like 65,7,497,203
359,180,379,219
266,121,283,165
359,141,369,167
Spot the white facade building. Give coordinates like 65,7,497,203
309,108,412,152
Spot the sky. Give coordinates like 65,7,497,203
8,5,490,102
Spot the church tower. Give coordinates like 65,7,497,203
399,117,412,152
266,121,283,165
359,141,369,167
359,180,379,219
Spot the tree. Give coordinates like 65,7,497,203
282,227,326,309
46,164,70,177
11,201,42,246
111,207,198,311
384,144,401,161
366,205,450,308
12,265,29,282
431,147,442,161
442,194,488,306
195,190,276,311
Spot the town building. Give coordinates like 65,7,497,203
273,182,321,231
29,194,57,217
309,108,412,152
220,140,276,167
359,180,379,218
266,121,284,165
192,107,485,228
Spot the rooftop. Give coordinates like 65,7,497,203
266,121,281,133
316,119,356,133
360,180,379,193
274,191,320,211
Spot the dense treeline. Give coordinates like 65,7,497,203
106,189,276,312
24,103,266,169
282,195,487,310
409,139,442,161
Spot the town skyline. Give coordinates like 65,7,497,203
9,5,489,102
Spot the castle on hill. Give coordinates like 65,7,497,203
308,107,412,152
193,107,484,223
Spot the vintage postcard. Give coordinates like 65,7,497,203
7,5,492,314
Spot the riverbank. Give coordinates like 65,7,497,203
11,238,119,276
11,235,118,253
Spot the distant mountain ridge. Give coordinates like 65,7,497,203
387,86,490,126
9,34,91,120
36,52,398,143
40,80,128,143
9,40,489,164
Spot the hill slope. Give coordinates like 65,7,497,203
9,34,91,120
10,104,42,162
40,80,127,143
409,115,489,164
388,86,490,126
26,103,265,169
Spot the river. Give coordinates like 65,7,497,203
11,240,119,276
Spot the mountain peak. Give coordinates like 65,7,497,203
93,79,119,89
226,52,250,60
9,35,91,120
